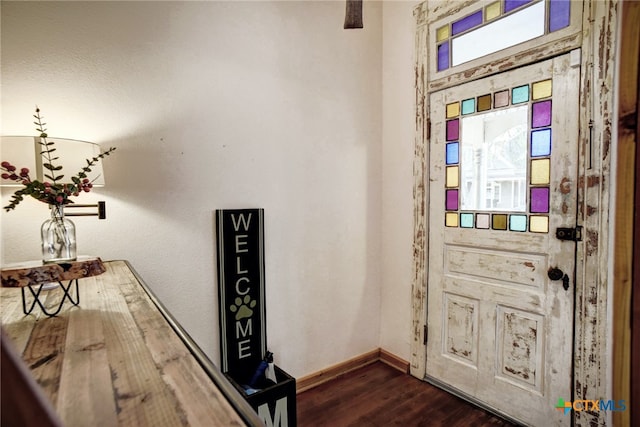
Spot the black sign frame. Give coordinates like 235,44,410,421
216,208,267,382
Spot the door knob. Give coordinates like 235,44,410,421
548,267,570,290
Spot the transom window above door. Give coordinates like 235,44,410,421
426,0,583,86
443,77,553,233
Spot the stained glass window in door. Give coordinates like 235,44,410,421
444,76,554,233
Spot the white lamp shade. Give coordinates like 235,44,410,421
1,136,106,187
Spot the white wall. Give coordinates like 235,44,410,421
380,0,417,361
1,0,406,378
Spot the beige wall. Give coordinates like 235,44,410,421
380,0,416,361
1,0,418,377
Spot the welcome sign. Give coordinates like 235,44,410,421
216,208,267,381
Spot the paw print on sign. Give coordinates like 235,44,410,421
230,295,257,320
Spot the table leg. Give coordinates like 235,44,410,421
21,279,80,317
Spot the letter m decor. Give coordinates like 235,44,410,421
216,208,267,381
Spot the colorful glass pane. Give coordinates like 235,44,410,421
437,25,450,42
461,99,475,115
446,119,459,141
531,129,551,157
494,90,509,108
509,215,527,232
452,10,483,36
446,189,459,211
446,142,459,164
446,102,461,118
477,94,492,111
532,79,552,99
531,158,550,185
549,0,571,32
532,100,552,128
485,2,501,20
512,85,529,104
530,187,550,213
451,2,545,67
529,215,549,233
437,42,449,71
476,213,490,229
504,0,532,13
445,212,459,227
446,166,459,188
492,214,508,230
460,213,474,228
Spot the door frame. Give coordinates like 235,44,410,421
410,1,620,426
613,2,639,427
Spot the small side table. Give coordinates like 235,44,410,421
0,256,106,317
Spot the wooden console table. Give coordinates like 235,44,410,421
1,260,263,426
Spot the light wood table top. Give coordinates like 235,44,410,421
1,260,263,426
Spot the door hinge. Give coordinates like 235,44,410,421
423,325,428,345
556,226,583,241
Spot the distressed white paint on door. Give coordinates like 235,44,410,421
426,53,580,426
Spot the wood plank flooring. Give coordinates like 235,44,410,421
297,361,516,426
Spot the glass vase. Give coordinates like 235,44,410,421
41,205,77,263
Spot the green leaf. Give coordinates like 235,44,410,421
45,174,55,181
43,163,55,170
54,175,64,181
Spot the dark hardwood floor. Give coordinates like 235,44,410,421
297,361,516,427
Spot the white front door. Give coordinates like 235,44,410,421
426,52,580,426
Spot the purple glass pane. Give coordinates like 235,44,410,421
446,189,459,211
532,100,552,128
549,0,571,32
452,10,483,35
437,42,449,71
504,0,532,13
446,119,459,141
530,187,550,213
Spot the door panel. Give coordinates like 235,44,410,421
426,52,579,426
